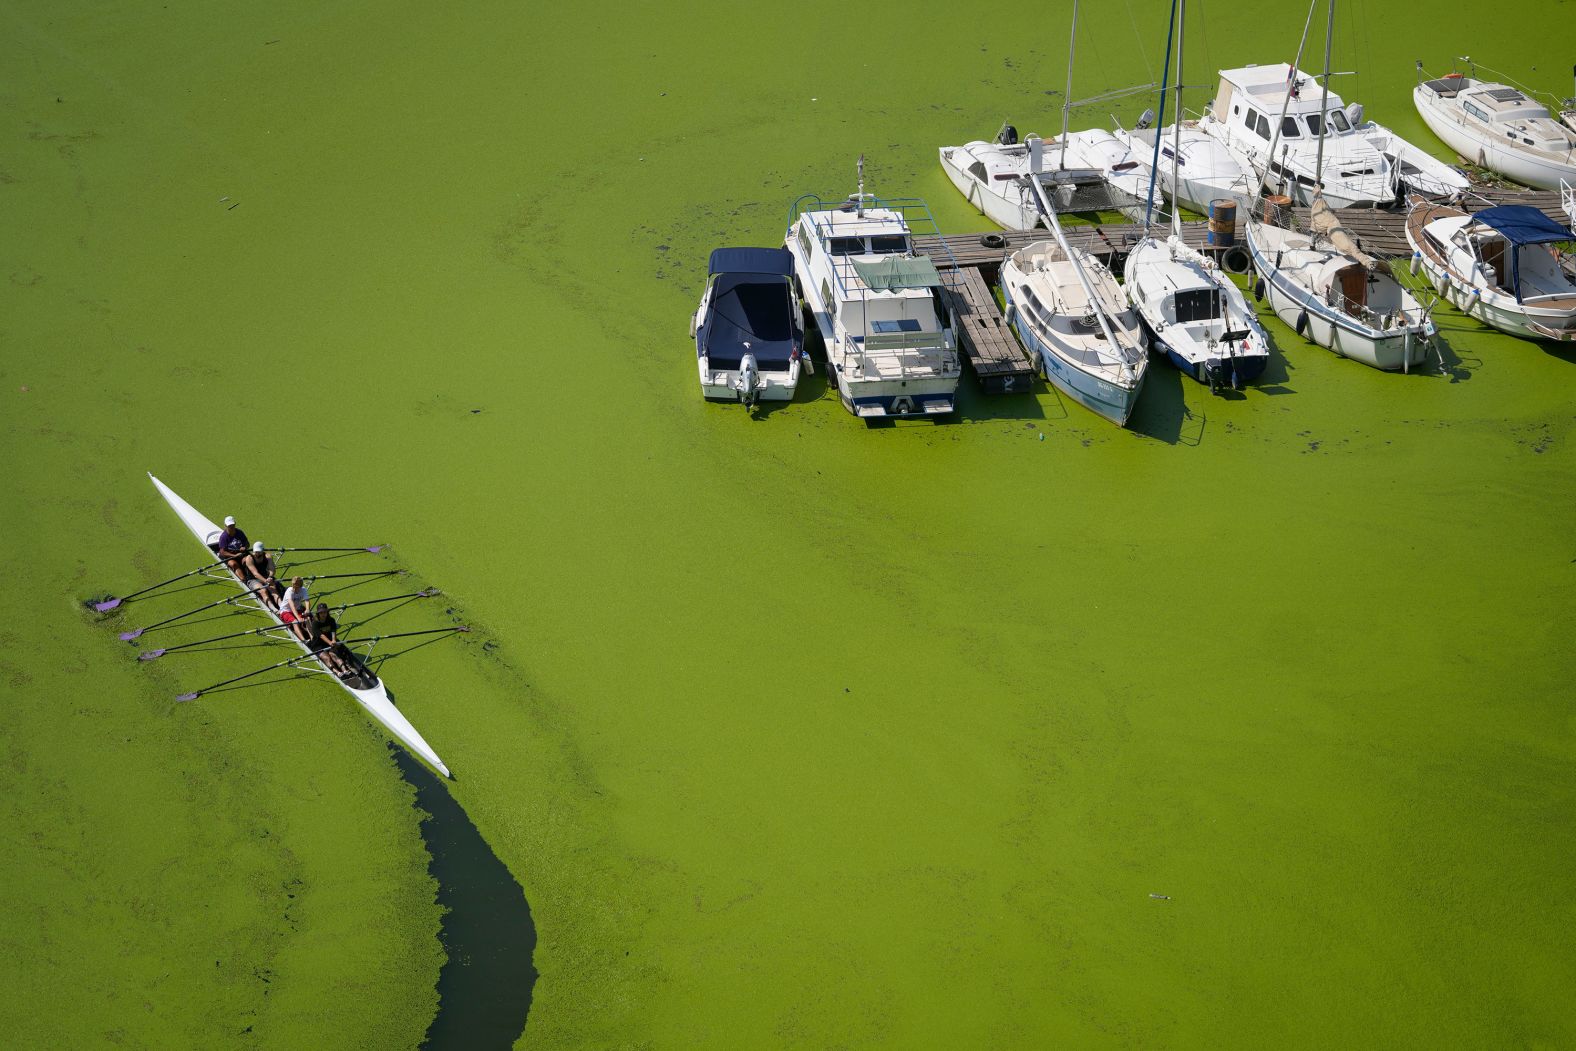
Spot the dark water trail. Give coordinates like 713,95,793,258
392,747,538,1050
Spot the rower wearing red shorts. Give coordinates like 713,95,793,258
279,576,311,641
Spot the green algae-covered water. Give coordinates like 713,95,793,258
4,0,1575,1046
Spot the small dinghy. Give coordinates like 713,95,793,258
1413,66,1576,192
693,247,806,406
1405,202,1576,342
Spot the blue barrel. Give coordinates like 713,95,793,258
1207,199,1237,247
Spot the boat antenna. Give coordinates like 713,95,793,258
1059,0,1079,170
857,153,865,217
1143,0,1178,231
1313,0,1335,198
1259,0,1318,199
1170,0,1185,240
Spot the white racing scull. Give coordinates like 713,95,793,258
148,473,452,778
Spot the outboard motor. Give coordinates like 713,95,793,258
996,122,1019,146
1135,108,1156,131
735,353,761,408
1344,102,1364,128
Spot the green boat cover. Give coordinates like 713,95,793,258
851,256,944,290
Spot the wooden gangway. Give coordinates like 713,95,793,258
938,267,1036,392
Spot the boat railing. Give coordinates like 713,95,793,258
787,193,965,301
853,330,956,378
1562,179,1575,228
1321,283,1424,334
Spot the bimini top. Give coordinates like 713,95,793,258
850,256,944,291
1473,205,1574,245
709,246,795,277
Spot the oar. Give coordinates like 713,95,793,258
273,545,386,553
139,622,297,661
303,570,402,582
119,591,263,642
93,557,233,612
330,589,439,613
175,626,468,702
343,626,469,649
176,650,331,702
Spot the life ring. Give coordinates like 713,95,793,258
981,232,1008,249
1222,246,1251,274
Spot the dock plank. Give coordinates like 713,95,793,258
938,266,1036,393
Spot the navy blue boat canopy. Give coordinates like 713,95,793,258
701,272,799,370
708,246,795,277
1474,205,1573,245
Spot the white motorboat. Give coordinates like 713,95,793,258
1413,69,1576,191
1002,238,1148,425
692,247,806,406
1123,0,1271,391
785,164,961,419
1405,201,1576,342
1198,62,1468,207
1118,120,1260,217
939,127,1143,230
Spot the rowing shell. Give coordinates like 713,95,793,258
148,473,452,778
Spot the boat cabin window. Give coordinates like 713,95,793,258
1304,113,1323,136
829,236,865,256
1463,102,1490,123
870,318,922,333
1327,109,1351,132
868,235,910,254
1280,117,1302,138
1252,112,1271,140
1173,287,1223,323
967,161,987,183
797,226,813,258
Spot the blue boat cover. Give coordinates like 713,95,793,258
1474,206,1574,302
1473,205,1573,245
708,246,795,277
702,272,798,370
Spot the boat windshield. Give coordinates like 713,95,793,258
1327,109,1351,132
868,235,910,254
829,237,865,256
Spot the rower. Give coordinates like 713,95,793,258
214,515,250,576
306,602,355,679
279,576,310,641
242,541,280,605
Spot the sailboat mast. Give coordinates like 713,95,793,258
1142,0,1178,230
1059,0,1079,169
1313,0,1335,194
1171,0,1186,237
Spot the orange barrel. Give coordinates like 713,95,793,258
1207,200,1237,246
1263,194,1293,225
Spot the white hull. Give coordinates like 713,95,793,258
148,474,451,778
1247,222,1432,371
1414,87,1576,191
697,357,800,402
938,145,1040,230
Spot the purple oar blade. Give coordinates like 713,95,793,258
137,649,166,662
118,629,144,642
365,545,385,553
175,692,200,702
94,598,123,613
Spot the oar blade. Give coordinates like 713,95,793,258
176,692,200,702
94,598,123,613
118,629,144,642
365,545,385,553
137,649,167,662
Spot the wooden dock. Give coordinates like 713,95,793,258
938,266,1036,393
915,184,1569,396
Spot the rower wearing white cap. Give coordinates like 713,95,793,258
214,515,251,576
242,540,280,605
